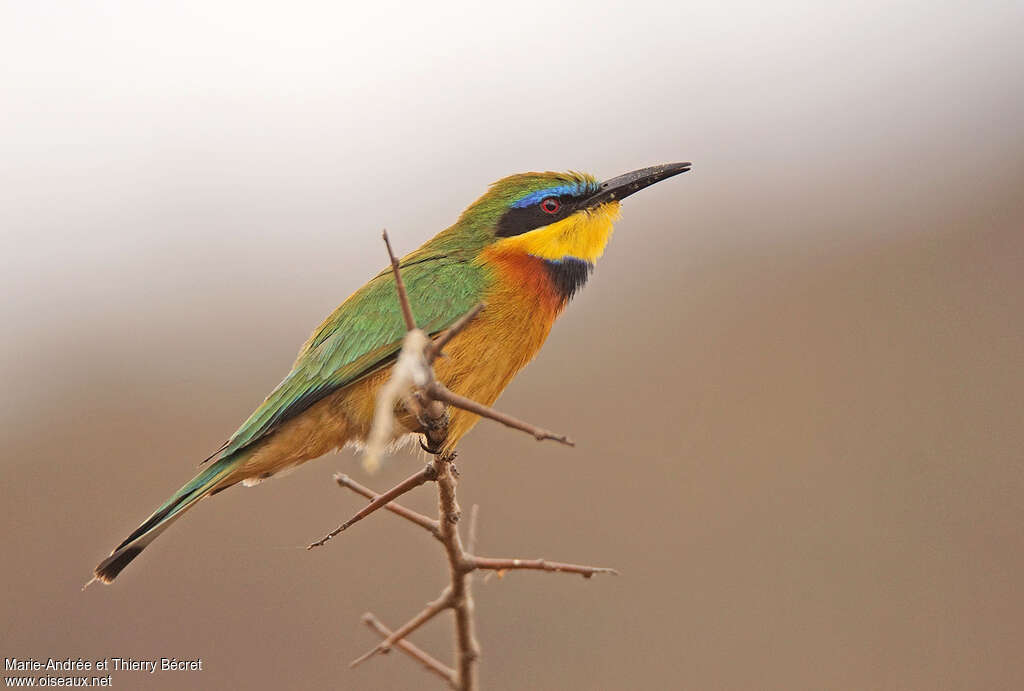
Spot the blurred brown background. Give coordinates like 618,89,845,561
2,1,1023,689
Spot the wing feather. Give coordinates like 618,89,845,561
214,254,486,459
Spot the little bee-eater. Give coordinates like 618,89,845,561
93,162,691,583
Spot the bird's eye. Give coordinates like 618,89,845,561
540,198,560,214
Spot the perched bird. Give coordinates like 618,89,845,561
92,162,691,584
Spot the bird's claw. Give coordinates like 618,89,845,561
419,438,444,455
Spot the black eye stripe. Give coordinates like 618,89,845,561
496,194,576,238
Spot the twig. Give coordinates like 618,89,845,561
350,587,453,668
382,229,416,331
433,455,481,688
470,557,618,578
426,381,575,446
425,303,486,363
333,473,441,539
360,613,457,688
308,465,436,549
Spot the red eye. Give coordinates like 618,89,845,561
540,197,560,214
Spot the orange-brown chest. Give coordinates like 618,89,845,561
334,248,566,449
430,248,564,443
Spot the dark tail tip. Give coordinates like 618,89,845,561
93,545,144,585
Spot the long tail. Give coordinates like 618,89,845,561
91,457,239,585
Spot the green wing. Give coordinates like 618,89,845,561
215,253,487,459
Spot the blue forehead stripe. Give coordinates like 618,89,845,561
510,181,600,208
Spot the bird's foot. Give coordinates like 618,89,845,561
419,438,445,456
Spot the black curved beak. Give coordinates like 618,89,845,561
585,162,692,208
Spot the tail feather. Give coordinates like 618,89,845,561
92,459,237,584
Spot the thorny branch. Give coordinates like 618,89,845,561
361,613,457,688
331,472,441,540
307,465,437,548
313,229,615,690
